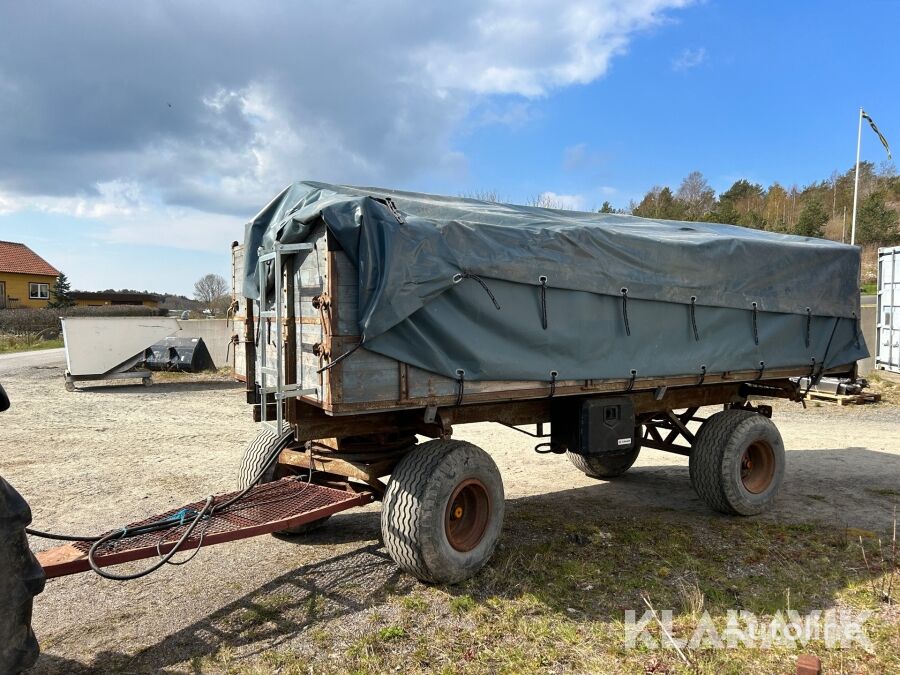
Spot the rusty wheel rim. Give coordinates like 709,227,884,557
740,441,775,494
445,478,491,552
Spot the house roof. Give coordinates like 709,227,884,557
0,240,60,276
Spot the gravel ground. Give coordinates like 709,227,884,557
1,352,898,673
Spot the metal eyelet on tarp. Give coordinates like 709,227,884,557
625,368,637,392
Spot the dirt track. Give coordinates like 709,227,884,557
1,352,898,672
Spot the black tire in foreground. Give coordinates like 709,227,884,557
0,477,45,674
689,409,785,516
566,428,642,479
381,439,505,584
237,427,330,535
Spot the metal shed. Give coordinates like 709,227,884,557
876,245,900,374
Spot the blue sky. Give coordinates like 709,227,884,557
0,1,897,296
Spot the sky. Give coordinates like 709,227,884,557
0,0,898,296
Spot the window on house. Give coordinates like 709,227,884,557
29,283,50,300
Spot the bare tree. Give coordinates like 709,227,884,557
194,273,228,314
460,190,503,203
525,193,576,210
675,171,715,220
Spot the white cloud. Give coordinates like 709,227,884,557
536,191,586,210
672,47,707,71
563,143,610,172
0,0,695,233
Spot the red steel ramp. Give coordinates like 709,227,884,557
36,478,373,578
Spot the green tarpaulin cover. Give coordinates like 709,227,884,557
244,182,866,382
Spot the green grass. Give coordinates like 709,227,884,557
189,506,899,675
861,282,877,295
0,334,64,353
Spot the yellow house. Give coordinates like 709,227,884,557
0,241,60,309
70,291,161,309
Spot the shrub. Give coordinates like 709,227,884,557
0,306,166,336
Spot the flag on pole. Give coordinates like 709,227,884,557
861,110,892,159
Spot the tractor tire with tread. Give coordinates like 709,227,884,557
381,439,504,584
689,409,785,516
566,427,642,479
237,428,330,535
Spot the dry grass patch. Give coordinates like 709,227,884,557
0,333,63,353
187,505,899,674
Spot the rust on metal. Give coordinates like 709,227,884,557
444,478,491,552
740,441,776,493
278,448,400,482
796,655,822,675
36,479,372,579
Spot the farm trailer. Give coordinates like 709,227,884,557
230,182,867,584
0,183,868,671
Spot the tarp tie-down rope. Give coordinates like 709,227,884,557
805,308,812,348
625,368,637,392
755,361,766,381
620,288,631,336
455,369,466,406
453,273,501,310
751,302,759,345
548,370,557,398
689,296,700,342
317,341,362,373
539,276,549,330
698,364,707,386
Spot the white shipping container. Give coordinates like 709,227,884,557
876,245,900,373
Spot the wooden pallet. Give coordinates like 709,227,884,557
804,390,881,406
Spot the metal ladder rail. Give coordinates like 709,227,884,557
257,242,318,436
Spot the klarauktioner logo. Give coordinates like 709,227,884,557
625,609,873,650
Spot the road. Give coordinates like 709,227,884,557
0,348,65,376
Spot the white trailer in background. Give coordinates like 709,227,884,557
877,245,900,374
61,317,181,390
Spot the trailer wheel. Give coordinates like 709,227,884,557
690,410,785,516
381,439,504,584
566,427,642,479
237,428,330,535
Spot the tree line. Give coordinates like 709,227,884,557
608,162,900,245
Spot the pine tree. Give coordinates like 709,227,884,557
856,191,900,245
47,272,76,309
794,201,828,238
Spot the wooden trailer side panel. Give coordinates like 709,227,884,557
231,243,248,382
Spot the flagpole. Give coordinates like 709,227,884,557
850,106,863,245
